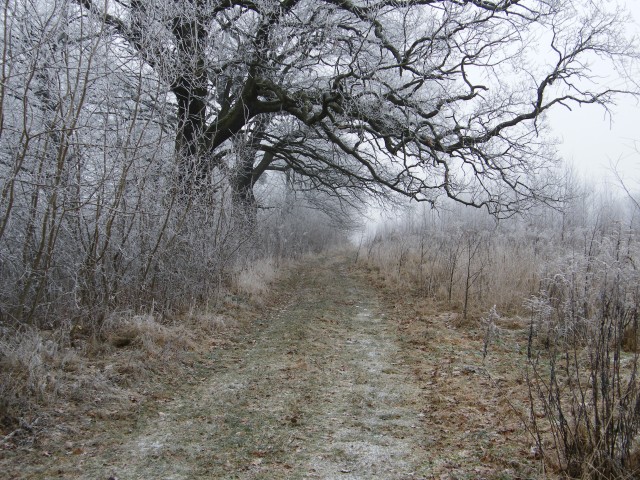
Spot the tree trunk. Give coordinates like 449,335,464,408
231,149,258,227
171,8,209,195
230,119,270,224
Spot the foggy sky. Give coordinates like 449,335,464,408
548,1,640,184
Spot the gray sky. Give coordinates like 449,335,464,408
548,1,640,184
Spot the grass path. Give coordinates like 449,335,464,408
3,254,543,479
108,254,429,479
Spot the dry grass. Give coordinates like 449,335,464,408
361,226,547,319
0,257,281,452
351,260,551,479
6,248,636,478
233,256,280,304
0,252,548,479
360,213,640,478
100,313,197,353
0,253,434,478
1,328,78,422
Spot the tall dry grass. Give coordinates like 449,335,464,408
361,206,553,318
363,194,640,478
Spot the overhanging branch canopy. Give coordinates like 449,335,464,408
74,0,638,215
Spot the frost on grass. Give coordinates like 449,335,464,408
0,255,543,479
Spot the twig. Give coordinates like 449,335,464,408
1,417,39,445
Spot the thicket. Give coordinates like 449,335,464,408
0,1,350,433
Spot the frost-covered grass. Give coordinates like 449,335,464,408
0,292,255,446
0,254,545,479
361,200,640,479
233,256,280,303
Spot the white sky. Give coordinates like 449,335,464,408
547,1,640,184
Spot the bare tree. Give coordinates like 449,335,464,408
1,0,638,328
71,0,637,216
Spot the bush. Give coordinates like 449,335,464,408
525,228,640,478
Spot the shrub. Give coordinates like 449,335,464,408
525,229,640,478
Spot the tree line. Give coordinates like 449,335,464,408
0,0,636,326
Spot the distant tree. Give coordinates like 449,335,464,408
57,0,640,216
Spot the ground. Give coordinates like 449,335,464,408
0,253,547,479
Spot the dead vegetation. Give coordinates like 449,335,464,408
3,194,640,479
360,198,640,479
0,254,434,478
0,258,280,456
523,236,640,479
353,261,547,479
0,252,553,479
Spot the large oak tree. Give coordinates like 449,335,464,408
71,0,637,215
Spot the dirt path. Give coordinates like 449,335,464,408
14,255,432,479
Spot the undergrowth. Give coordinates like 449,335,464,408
0,257,281,445
525,230,640,479
362,201,640,479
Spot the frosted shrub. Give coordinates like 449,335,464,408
526,229,640,478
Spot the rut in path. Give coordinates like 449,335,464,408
55,255,432,479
